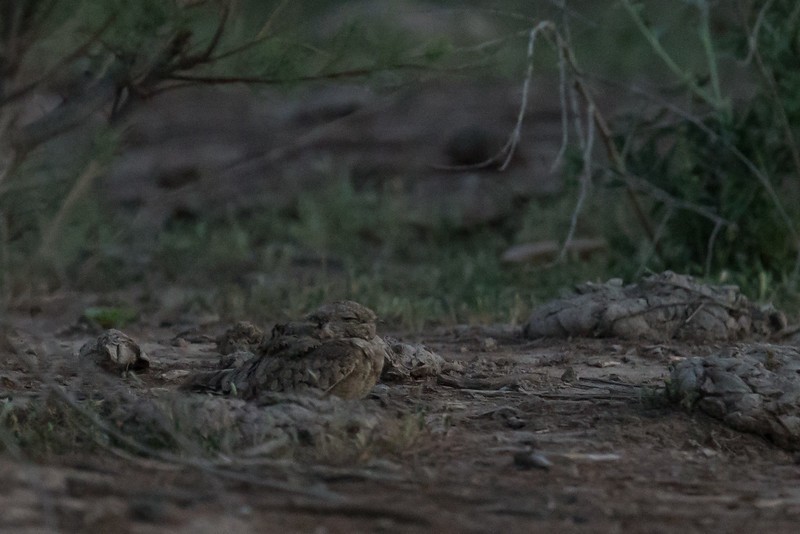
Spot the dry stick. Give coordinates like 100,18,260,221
743,0,774,65
626,174,730,275
494,21,611,264
628,81,800,276
519,28,658,253
553,101,594,265
620,0,720,109
551,33,570,172
563,61,660,255
697,2,724,109
167,62,436,85
625,0,800,276
0,12,118,107
255,0,289,39
626,173,728,227
449,29,531,55
705,220,725,276
195,2,230,63
207,0,289,63
499,22,553,171
636,205,675,278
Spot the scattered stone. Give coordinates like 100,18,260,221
669,344,800,451
79,330,150,373
524,271,786,342
561,366,578,383
513,450,552,471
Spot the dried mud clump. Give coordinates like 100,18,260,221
524,271,786,342
669,345,800,450
79,330,150,373
184,301,389,400
381,340,447,382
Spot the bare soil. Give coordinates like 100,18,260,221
4,71,798,533
3,309,800,534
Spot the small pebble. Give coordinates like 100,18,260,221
561,366,577,383
514,451,552,470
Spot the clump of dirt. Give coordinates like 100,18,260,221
669,344,800,450
381,339,450,382
524,271,786,341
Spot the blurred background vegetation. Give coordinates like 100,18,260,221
1,0,799,329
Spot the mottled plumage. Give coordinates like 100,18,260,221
216,321,264,355
184,301,387,400
79,329,150,373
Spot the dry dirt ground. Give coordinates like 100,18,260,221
5,64,797,532
3,306,800,534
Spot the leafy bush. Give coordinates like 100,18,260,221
611,0,800,294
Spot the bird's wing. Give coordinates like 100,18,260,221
265,334,323,359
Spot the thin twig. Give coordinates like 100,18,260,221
0,12,118,106
553,101,594,265
499,21,553,171
255,0,289,39
551,32,570,172
704,219,724,275
166,62,435,85
619,0,721,109
637,205,674,277
743,0,774,65
567,71,660,254
196,2,230,62
745,5,800,199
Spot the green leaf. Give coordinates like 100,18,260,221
83,306,138,328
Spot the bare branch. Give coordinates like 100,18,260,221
554,101,595,265
0,12,118,107
499,21,554,171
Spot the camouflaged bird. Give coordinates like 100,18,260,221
184,301,388,400
79,329,150,373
